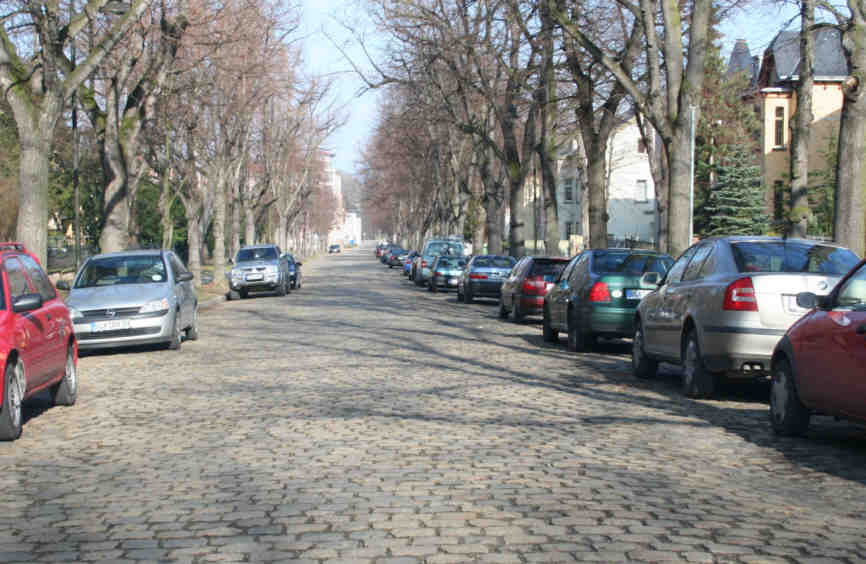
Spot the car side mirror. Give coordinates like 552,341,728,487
13,293,43,313
296,261,302,266
177,272,194,283
796,291,822,310
228,258,234,265
640,272,662,287
55,280,71,291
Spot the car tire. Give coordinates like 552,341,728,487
239,289,249,299
457,286,464,302
567,311,590,352
511,297,524,323
0,360,23,441
464,286,474,304
428,281,437,293
542,307,558,343
167,313,182,351
227,290,239,301
681,329,716,399
276,278,287,296
51,345,78,406
770,357,810,436
186,306,200,341
632,319,658,379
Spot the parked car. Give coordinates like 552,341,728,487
428,255,468,292
284,253,303,289
499,256,569,321
632,236,859,398
0,242,77,440
61,249,199,351
228,244,290,299
385,247,407,268
403,251,419,276
412,238,466,286
769,258,866,436
456,255,516,304
544,249,673,350
329,244,341,254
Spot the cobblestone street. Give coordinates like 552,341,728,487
3,244,866,563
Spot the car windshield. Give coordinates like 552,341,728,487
426,242,464,256
528,260,568,280
730,242,859,274
75,255,166,288
591,251,632,274
236,247,277,262
437,258,466,269
616,254,674,275
473,256,516,268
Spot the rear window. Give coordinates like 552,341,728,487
616,254,674,275
590,251,631,274
426,241,464,256
437,258,466,269
528,259,568,279
730,242,859,275
473,256,515,268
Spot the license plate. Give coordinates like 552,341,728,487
246,273,263,281
90,319,131,332
626,289,651,300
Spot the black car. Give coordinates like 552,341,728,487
283,253,303,289
457,255,516,304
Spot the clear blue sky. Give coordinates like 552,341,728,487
299,0,801,176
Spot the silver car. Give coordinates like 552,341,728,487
60,250,198,351
632,236,859,398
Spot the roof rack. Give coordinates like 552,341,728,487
0,242,26,252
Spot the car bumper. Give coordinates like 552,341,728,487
432,276,461,289
229,275,281,291
469,280,505,297
700,326,784,374
587,306,637,337
74,312,175,349
518,295,545,315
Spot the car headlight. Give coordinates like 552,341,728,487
264,265,278,274
140,297,170,314
230,269,243,280
67,306,83,320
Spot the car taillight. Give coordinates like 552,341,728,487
724,277,758,311
470,273,487,279
522,276,545,295
589,281,611,302
435,271,443,276
422,260,427,267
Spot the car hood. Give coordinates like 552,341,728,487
66,284,172,310
233,260,278,269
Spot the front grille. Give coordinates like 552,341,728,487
82,306,141,318
242,267,267,272
78,327,162,340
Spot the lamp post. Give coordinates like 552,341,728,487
72,40,81,271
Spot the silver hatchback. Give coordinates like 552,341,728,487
61,250,198,351
632,237,859,398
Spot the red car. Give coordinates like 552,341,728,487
770,258,866,436
0,242,77,440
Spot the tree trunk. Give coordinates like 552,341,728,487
790,0,815,238
99,136,131,253
587,141,609,249
835,22,866,256
185,210,202,285
231,186,241,258
245,206,256,246
667,124,693,257
212,181,227,290
16,129,53,265
159,181,175,250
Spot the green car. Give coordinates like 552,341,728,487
542,249,674,351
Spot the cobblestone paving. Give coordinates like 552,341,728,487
2,244,866,564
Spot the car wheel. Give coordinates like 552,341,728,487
276,278,287,296
770,357,810,436
457,286,464,302
511,297,524,323
239,289,249,299
498,300,508,319
567,311,590,352
682,330,716,398
167,313,182,351
51,345,78,406
0,360,23,441
542,307,559,343
632,319,658,379
186,306,200,341
464,287,474,304
227,290,239,301
428,280,437,293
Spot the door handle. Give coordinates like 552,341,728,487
857,324,866,336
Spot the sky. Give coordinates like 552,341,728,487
299,0,802,178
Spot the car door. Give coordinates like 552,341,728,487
797,262,866,417
548,255,581,331
4,256,49,388
502,258,525,309
643,246,698,357
18,254,66,385
168,253,194,328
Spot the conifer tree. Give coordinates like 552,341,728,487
704,147,768,236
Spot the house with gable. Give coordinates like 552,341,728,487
743,28,848,219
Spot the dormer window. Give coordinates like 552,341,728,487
774,106,785,147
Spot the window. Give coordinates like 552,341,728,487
730,242,859,275
565,222,575,238
774,106,785,147
837,263,866,309
562,178,575,201
636,179,649,201
5,258,32,300
664,246,699,284
19,255,56,301
682,244,714,282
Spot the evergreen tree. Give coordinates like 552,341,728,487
704,147,768,236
